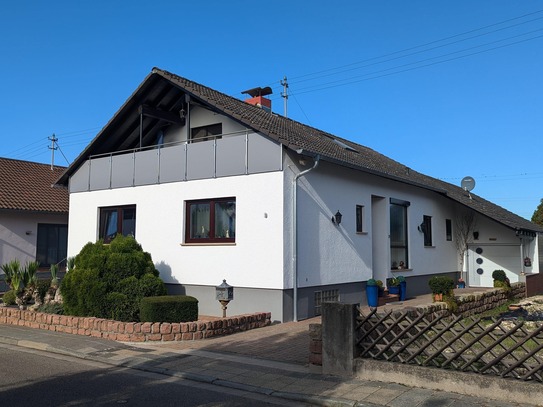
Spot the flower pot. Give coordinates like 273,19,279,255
366,285,379,307
388,285,400,295
434,293,443,302
457,282,465,289
399,281,407,301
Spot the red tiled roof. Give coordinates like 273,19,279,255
0,158,68,213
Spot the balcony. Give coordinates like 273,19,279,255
69,130,282,193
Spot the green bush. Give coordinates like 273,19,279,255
36,302,64,315
492,269,507,282
387,277,400,287
367,278,377,286
140,295,198,323
428,276,455,295
60,235,166,321
2,290,16,305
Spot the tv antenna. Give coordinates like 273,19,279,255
461,176,476,200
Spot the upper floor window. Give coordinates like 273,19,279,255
185,197,235,244
390,198,410,269
99,205,136,243
36,223,68,267
190,123,222,143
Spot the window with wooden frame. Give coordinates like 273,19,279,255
190,123,222,143
185,197,236,244
99,205,136,243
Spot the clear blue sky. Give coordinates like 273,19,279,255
1,1,542,220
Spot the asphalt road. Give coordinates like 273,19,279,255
0,344,309,406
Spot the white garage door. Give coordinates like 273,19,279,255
468,245,521,287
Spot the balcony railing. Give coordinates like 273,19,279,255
70,130,282,193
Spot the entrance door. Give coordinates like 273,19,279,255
468,244,521,287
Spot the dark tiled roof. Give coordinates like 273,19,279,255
57,68,543,234
153,69,542,234
0,158,68,213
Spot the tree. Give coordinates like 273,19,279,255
454,211,477,275
532,198,543,227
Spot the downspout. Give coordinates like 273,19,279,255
292,153,320,322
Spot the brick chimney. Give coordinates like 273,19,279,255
242,86,272,112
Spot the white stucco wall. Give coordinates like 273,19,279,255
0,212,68,267
67,171,285,290
287,157,470,288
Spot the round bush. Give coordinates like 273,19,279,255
2,290,16,305
492,269,507,282
60,235,166,321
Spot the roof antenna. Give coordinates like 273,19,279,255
461,176,476,200
48,134,58,170
280,76,289,117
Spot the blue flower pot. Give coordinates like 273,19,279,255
366,285,379,307
399,281,407,301
388,285,400,295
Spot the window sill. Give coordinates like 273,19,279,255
424,246,436,248
356,232,368,235
181,242,236,247
391,268,412,273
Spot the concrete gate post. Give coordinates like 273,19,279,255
322,302,359,376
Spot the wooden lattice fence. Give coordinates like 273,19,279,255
357,307,543,382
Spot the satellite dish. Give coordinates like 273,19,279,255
461,176,475,192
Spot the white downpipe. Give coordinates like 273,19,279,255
292,154,320,322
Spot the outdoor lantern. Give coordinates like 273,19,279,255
332,210,342,225
216,279,234,317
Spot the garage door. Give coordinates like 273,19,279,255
468,245,521,287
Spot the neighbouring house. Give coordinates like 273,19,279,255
55,68,542,322
0,158,69,291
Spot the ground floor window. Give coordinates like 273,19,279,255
390,198,410,269
185,197,235,243
36,223,68,267
99,205,136,243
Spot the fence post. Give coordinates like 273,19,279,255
322,302,359,376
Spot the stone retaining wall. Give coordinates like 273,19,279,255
455,283,525,317
0,307,271,342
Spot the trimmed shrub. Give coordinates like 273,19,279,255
60,235,166,321
140,295,198,323
492,269,507,282
2,290,16,305
428,275,455,295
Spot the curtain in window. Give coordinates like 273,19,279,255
190,203,210,238
104,210,118,240
215,201,235,238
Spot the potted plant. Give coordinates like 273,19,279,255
387,277,400,295
457,277,465,289
376,280,384,297
397,275,407,301
366,279,379,307
492,269,511,291
428,275,455,302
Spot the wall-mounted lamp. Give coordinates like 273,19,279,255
473,231,479,240
331,210,342,225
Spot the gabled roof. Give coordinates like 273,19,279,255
0,158,68,214
56,68,543,234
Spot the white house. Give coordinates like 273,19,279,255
0,158,69,291
56,68,542,322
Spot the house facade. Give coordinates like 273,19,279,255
0,158,69,290
56,68,542,322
